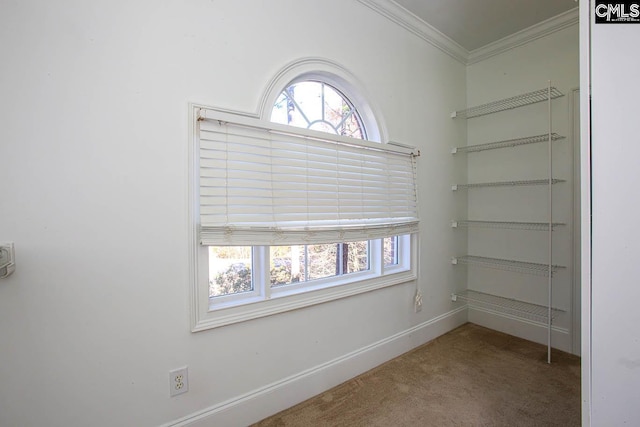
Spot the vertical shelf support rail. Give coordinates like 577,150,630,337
547,82,553,364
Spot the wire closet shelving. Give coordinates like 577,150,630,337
451,133,565,154
451,87,564,119
449,84,565,363
451,220,565,231
451,290,564,324
452,178,565,191
451,255,565,277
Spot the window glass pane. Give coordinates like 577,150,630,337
323,85,352,133
209,246,253,297
271,92,289,124
384,236,399,266
293,81,322,126
307,243,339,281
342,113,364,139
345,241,369,273
270,245,306,288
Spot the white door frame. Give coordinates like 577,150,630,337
569,87,581,357
578,0,592,425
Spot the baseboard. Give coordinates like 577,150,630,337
163,306,468,427
468,307,572,353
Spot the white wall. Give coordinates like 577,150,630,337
464,24,580,353
589,9,640,426
0,1,466,426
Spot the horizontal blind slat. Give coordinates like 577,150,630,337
198,115,419,245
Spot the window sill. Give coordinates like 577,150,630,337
191,269,416,332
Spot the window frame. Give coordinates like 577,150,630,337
188,57,420,332
188,103,418,332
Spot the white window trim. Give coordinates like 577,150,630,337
188,104,418,331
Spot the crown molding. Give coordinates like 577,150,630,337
357,0,469,64
358,2,579,66
468,7,579,65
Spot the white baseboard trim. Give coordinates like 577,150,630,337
163,306,468,427
468,306,572,354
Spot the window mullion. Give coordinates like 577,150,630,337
253,246,271,299
370,238,383,276
321,83,325,124
305,246,310,281
378,239,386,274
402,235,411,267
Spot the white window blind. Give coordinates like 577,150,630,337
197,108,419,246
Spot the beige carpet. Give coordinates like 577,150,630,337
253,323,581,427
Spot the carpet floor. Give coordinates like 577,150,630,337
253,323,581,427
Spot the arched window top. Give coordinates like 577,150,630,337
270,80,367,140
259,58,386,142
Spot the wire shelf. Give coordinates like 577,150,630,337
452,178,565,191
451,290,563,323
451,255,565,277
452,133,565,154
451,220,565,231
452,87,564,119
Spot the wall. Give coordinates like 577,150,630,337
0,1,466,426
589,8,640,425
463,24,580,353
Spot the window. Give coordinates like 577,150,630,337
190,77,418,331
271,80,366,138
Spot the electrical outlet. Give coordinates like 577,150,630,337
414,291,423,312
169,367,189,397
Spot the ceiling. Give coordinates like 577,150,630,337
393,0,578,51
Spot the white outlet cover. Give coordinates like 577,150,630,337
169,367,189,397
